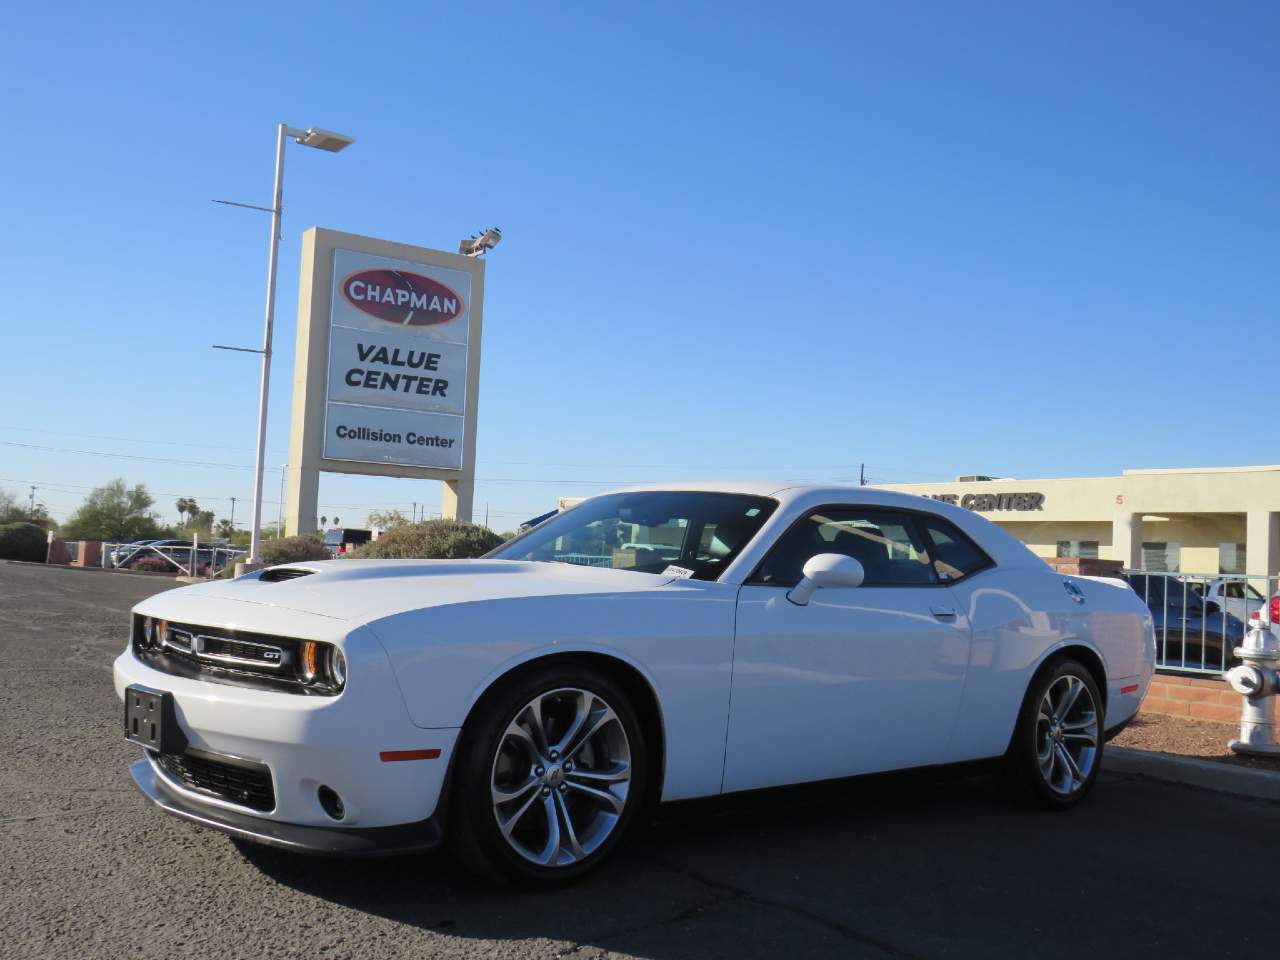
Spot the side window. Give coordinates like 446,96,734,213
752,509,937,587
918,516,993,582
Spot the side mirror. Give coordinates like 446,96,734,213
787,553,865,606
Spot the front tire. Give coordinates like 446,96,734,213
448,663,646,885
1003,659,1103,809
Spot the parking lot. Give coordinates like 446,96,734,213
2,561,1278,960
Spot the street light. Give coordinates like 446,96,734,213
239,123,353,568
458,227,502,257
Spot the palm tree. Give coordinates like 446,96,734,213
175,497,193,526
215,519,235,539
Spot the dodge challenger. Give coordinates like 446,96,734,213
115,483,1155,884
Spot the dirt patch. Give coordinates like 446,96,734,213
1112,711,1280,770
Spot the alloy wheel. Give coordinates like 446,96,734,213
1035,674,1099,795
490,687,632,867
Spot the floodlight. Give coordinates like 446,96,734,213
459,227,502,257
295,128,354,152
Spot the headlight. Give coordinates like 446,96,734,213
141,616,155,648
156,619,169,648
327,647,347,691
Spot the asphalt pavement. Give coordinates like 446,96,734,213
3,560,1278,959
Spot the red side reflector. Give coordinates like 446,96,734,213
1119,684,1139,695
379,749,442,762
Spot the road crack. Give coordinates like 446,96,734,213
649,855,924,959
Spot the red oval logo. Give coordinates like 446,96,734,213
341,270,464,326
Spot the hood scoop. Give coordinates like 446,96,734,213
258,568,316,583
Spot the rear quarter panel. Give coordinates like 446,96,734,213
944,566,1155,763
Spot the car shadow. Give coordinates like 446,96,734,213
234,764,1003,957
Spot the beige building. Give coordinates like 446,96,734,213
883,465,1280,577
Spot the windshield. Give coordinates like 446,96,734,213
1127,574,1205,612
487,491,778,581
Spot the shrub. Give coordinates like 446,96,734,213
353,519,503,560
130,555,177,573
0,522,47,563
262,535,331,566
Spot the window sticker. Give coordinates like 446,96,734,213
661,565,696,579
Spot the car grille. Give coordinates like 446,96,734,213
154,750,275,812
131,618,340,696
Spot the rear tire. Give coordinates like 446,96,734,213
447,663,647,886
1002,658,1103,809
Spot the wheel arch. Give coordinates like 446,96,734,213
1034,643,1109,715
1002,642,1109,759
453,649,668,815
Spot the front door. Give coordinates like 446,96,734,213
722,506,972,793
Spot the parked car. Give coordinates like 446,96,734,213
115,540,242,573
1246,591,1280,631
109,539,160,566
322,527,373,556
1122,573,1247,669
115,540,195,570
1192,578,1268,623
117,483,1154,885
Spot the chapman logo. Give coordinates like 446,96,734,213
341,270,464,326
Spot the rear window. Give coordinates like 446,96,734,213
918,516,993,582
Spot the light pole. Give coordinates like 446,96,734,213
277,464,287,538
238,124,353,567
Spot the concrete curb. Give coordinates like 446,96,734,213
1105,746,1280,802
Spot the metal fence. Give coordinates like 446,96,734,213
1122,570,1279,677
101,541,246,577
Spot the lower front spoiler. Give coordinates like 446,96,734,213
129,758,442,858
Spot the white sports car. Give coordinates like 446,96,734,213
115,483,1156,883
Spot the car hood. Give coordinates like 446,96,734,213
153,559,681,624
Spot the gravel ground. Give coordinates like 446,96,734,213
5,561,1280,960
1111,711,1280,770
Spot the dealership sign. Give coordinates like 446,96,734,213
323,248,473,470
927,492,1046,512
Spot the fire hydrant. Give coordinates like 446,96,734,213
1224,613,1280,756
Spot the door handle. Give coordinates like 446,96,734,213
930,605,957,619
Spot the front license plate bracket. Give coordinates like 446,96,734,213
124,685,187,754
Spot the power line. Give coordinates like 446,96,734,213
1,424,918,474
0,424,289,456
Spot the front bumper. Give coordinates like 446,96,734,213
114,630,460,832
130,757,441,856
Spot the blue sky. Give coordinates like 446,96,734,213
2,2,1277,529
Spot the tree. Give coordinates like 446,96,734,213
215,519,236,539
175,497,195,527
63,480,164,542
187,509,215,534
367,509,410,530
0,488,51,527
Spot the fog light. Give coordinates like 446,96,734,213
318,785,345,820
